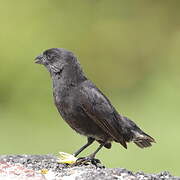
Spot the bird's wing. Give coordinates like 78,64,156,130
78,82,127,148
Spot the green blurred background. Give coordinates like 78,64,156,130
0,0,180,176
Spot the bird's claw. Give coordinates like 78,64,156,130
74,156,105,168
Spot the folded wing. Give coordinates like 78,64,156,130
79,81,127,148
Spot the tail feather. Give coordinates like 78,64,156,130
134,140,151,148
120,115,155,149
133,131,155,148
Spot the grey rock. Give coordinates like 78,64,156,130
0,155,179,180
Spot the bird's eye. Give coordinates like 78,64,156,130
46,54,53,60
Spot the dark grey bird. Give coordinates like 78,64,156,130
35,48,155,164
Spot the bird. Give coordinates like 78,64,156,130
35,48,155,165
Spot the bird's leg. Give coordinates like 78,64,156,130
75,143,105,168
58,138,94,165
88,143,104,159
73,137,95,157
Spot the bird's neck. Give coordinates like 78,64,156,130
51,66,87,98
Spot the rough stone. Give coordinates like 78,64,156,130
0,155,179,180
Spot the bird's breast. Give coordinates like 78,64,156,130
52,87,111,141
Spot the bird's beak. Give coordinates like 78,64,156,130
34,54,44,64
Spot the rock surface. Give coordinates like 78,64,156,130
0,155,179,180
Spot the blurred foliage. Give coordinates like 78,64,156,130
0,0,180,176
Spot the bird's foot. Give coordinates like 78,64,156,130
74,156,105,168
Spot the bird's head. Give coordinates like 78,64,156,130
35,48,76,74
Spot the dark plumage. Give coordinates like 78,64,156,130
35,48,155,161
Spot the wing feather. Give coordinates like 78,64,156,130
79,83,127,148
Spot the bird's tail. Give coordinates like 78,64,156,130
131,130,155,148
120,116,155,148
